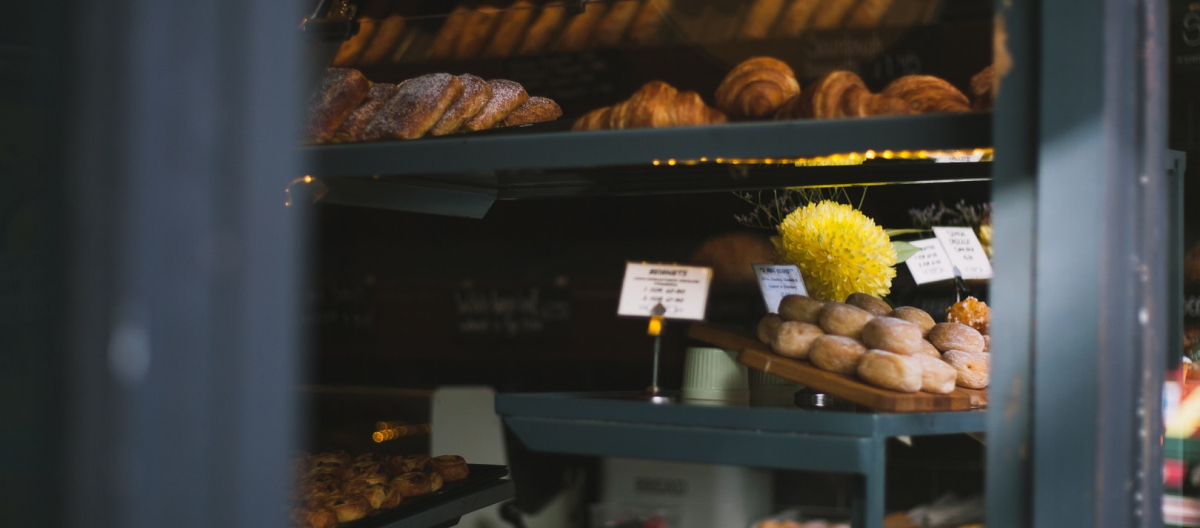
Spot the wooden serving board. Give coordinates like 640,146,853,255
688,323,987,412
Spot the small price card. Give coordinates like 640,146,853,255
930,151,986,163
617,263,713,321
932,227,994,280
752,264,807,313
905,239,957,284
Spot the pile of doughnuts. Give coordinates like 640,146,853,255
291,451,470,528
757,293,991,394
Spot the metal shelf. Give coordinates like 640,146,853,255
303,113,991,177
295,113,991,216
496,392,984,528
354,476,515,528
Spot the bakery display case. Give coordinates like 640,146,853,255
295,1,1003,527
13,0,1173,526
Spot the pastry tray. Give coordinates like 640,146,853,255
345,464,514,528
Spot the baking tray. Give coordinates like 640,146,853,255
345,464,514,528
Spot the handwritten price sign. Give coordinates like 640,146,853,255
617,263,713,321
932,227,993,280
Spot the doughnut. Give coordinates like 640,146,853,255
757,313,784,344
323,494,372,523
846,292,891,316
392,471,444,497
860,316,924,356
927,322,986,354
910,353,957,394
943,350,990,388
889,306,936,335
771,321,824,359
817,302,875,339
946,296,991,335
432,454,470,482
808,335,868,375
856,349,923,393
778,294,825,324
916,339,942,358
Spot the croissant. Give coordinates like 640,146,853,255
881,75,972,113
775,0,821,37
517,1,568,55
627,0,671,46
776,70,912,120
739,0,789,39
454,6,503,60
969,65,995,110
843,0,894,28
428,6,472,60
484,0,537,58
715,57,801,120
573,81,726,130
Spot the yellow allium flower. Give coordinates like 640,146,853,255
774,200,896,302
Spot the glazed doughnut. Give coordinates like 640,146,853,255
393,471,443,497
817,302,875,339
323,495,372,523
771,321,824,359
778,294,825,324
807,335,868,375
910,353,957,394
927,322,986,354
432,454,470,481
889,306,935,336
860,316,924,356
916,339,942,358
757,313,784,344
943,350,990,389
845,292,891,317
856,349,923,393
946,296,991,335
